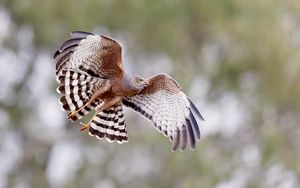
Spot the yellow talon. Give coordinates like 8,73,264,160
80,123,89,132
67,111,77,119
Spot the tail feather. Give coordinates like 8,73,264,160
113,107,121,143
116,108,127,143
89,105,128,143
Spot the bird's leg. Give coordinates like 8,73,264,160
79,96,122,131
67,102,91,119
67,81,111,119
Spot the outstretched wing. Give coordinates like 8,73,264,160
122,74,204,151
54,31,122,120
54,31,124,78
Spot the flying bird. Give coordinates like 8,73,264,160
53,31,204,151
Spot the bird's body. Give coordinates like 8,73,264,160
54,31,204,151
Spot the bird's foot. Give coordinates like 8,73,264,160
67,111,77,119
80,122,89,132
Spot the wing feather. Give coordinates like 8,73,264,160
54,31,124,78
185,118,196,149
123,73,204,151
171,129,180,151
71,31,95,38
56,70,107,121
188,98,205,121
189,108,201,139
180,125,188,151
59,38,84,52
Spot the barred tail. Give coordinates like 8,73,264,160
89,105,128,144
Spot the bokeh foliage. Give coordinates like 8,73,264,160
0,0,299,187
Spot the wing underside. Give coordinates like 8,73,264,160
122,74,204,151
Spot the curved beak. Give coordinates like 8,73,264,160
143,80,149,87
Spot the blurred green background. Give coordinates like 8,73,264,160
0,0,299,188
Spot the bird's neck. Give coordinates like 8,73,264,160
122,72,139,96
123,72,132,89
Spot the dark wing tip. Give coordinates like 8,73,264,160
53,50,60,59
180,125,188,151
171,129,181,151
58,38,84,52
70,31,95,38
55,50,73,71
189,109,201,140
186,118,196,149
54,31,93,60
54,37,84,72
188,98,205,121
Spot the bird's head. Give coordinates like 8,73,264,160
131,75,148,93
123,73,148,94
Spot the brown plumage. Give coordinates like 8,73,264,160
54,31,204,151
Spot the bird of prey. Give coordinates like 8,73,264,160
53,31,204,151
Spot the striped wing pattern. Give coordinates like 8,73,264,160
122,74,204,151
89,105,128,143
56,70,104,121
54,31,123,78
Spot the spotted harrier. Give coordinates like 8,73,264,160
53,31,204,151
